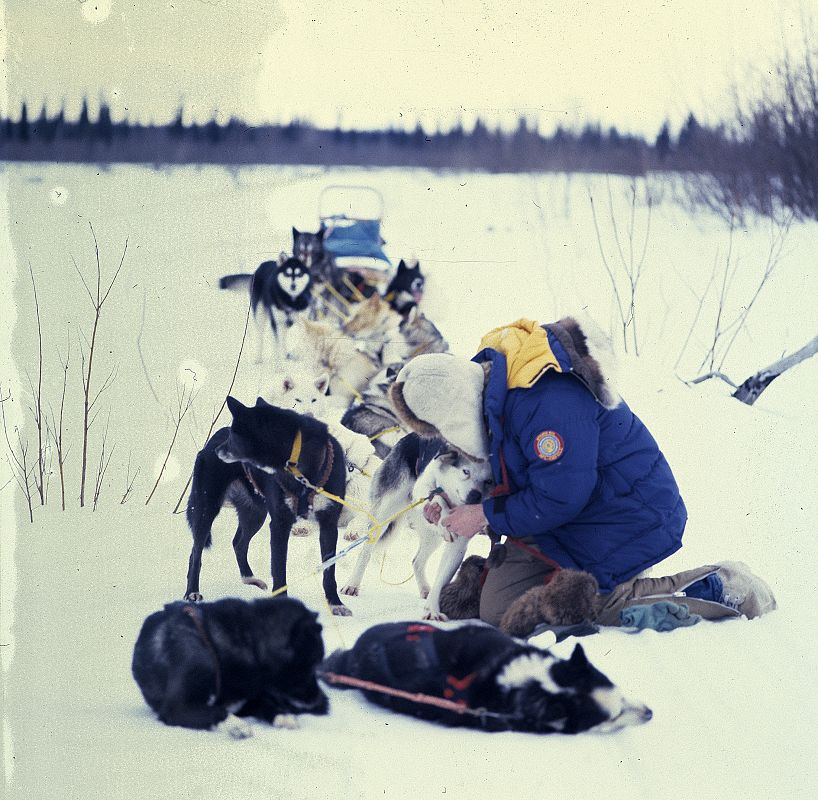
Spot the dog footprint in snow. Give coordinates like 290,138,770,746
273,714,300,730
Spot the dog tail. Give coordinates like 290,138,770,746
218,273,253,291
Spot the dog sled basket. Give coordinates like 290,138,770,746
319,185,392,275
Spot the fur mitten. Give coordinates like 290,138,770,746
499,570,599,638
438,556,486,620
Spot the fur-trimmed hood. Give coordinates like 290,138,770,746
388,316,619,461
477,316,620,409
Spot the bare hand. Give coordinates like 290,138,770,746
442,503,488,540
423,500,442,525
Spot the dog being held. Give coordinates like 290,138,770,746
184,396,350,615
321,621,652,734
340,433,492,620
220,255,313,364
132,596,328,734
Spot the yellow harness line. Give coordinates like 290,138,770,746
314,287,351,323
368,425,401,442
323,281,355,311
335,376,364,403
277,428,431,586
341,273,367,303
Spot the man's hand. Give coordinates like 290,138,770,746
442,503,488,540
423,499,443,525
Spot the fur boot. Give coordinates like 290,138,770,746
499,570,599,638
438,555,486,620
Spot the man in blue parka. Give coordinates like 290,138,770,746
389,317,777,630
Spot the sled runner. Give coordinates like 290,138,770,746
319,185,392,284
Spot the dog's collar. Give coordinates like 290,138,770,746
288,429,303,473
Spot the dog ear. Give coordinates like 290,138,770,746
255,396,271,407
317,226,326,241
569,643,589,667
292,226,300,238
226,395,244,417
397,259,407,272
314,373,330,395
278,251,287,265
435,449,459,465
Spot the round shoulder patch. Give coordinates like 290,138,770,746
534,431,565,462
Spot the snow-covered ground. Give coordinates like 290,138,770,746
2,163,817,799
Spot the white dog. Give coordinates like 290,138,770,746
340,434,492,619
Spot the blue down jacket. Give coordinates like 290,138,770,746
473,318,686,592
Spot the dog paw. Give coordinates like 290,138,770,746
343,529,361,542
184,592,203,602
273,713,300,730
422,609,449,621
222,715,254,740
340,585,359,597
330,604,353,616
242,576,268,591
291,523,313,537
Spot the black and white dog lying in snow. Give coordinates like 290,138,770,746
132,596,328,732
219,256,313,364
184,396,350,616
321,622,652,734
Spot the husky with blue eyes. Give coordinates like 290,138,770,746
340,433,492,620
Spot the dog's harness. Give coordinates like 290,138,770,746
284,429,335,516
318,623,516,725
181,604,222,706
243,429,335,517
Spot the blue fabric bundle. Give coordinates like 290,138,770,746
620,601,702,632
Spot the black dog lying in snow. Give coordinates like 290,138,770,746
321,622,652,734
132,596,328,731
184,396,350,615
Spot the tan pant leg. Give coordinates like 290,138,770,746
479,542,555,627
594,565,741,626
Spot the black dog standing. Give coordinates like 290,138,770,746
132,596,328,730
184,397,350,616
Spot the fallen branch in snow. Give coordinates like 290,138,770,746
171,301,252,515
732,333,818,405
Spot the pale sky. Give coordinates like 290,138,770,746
2,0,814,137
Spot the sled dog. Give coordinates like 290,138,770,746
384,259,425,315
289,317,381,405
184,396,350,616
220,256,313,364
340,433,492,619
341,363,405,459
341,293,409,367
132,596,328,732
321,622,652,734
399,305,449,357
292,226,336,285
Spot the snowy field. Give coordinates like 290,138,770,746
2,163,817,799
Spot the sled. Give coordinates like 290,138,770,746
319,185,392,282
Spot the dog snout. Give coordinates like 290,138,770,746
640,706,653,722
465,489,483,505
